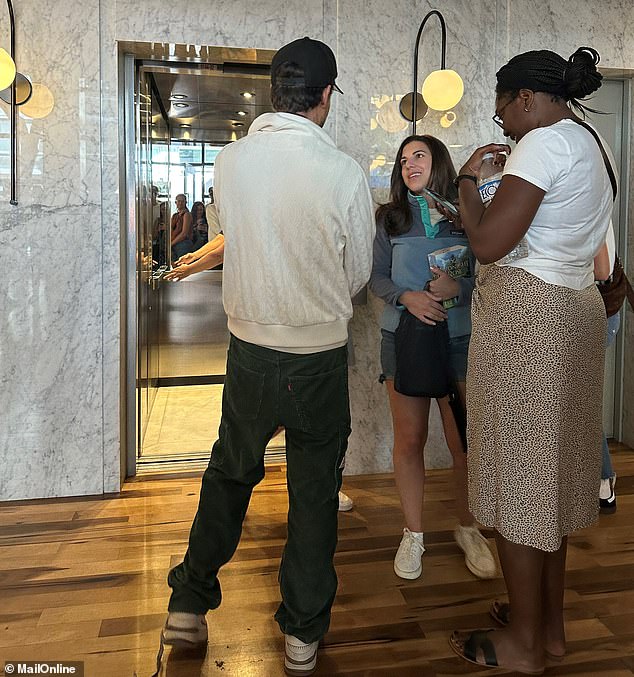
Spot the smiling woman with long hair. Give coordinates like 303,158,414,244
369,135,497,584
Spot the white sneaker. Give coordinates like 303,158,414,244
599,473,617,514
284,634,318,675
338,491,354,512
161,612,208,647
394,528,425,579
454,524,498,579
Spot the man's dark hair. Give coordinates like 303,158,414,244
270,62,326,113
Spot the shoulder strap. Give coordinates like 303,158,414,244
573,118,617,202
623,261,634,311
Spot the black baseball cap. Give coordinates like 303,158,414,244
271,37,343,94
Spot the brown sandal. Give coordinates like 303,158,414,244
489,599,510,626
449,628,545,675
488,601,564,662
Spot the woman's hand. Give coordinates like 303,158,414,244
399,290,447,325
164,264,193,282
428,267,460,301
435,202,462,228
459,143,511,178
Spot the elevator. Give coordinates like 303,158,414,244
122,43,280,473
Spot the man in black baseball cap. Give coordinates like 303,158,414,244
271,36,343,94
161,32,375,677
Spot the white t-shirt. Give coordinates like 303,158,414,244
501,119,614,290
205,202,221,237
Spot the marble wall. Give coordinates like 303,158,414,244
1,0,633,499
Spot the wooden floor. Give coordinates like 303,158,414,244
1,444,634,676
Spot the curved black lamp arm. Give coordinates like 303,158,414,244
412,9,447,134
7,0,17,204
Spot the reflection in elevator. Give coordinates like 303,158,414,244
127,46,279,469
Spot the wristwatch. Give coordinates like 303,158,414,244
454,174,477,187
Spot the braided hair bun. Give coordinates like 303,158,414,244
564,47,602,99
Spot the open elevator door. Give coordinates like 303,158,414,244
123,47,282,474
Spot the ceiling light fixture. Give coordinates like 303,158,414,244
180,124,191,128
400,10,464,132
241,91,254,99
236,110,247,116
174,102,188,108
232,122,244,127
171,93,187,99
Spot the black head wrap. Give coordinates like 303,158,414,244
496,47,602,100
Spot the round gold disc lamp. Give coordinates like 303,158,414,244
401,10,464,133
398,92,428,123
0,0,38,205
0,72,32,105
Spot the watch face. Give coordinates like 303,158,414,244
422,188,459,216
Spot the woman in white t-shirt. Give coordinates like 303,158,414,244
449,47,612,674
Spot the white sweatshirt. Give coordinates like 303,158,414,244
214,112,375,353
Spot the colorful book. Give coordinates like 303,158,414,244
427,244,471,309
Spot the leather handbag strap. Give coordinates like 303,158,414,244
625,264,634,310
573,118,617,202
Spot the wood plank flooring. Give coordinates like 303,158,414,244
0,444,633,676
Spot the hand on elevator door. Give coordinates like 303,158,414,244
164,264,195,281
174,252,197,266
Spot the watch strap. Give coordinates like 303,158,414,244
454,174,477,187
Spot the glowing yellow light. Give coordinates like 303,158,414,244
422,69,463,111
0,48,16,90
440,111,457,128
376,99,408,133
20,83,54,119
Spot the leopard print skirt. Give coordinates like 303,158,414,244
467,264,607,552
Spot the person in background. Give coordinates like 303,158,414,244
595,222,620,514
206,186,222,239
369,134,497,582
449,47,612,674
191,200,209,249
170,194,195,261
160,37,374,676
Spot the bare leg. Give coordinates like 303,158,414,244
437,381,472,526
541,536,567,658
481,532,545,673
386,381,430,532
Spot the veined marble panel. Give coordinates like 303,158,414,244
0,206,104,499
0,1,104,500
504,0,628,69
99,0,124,493
114,0,326,47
